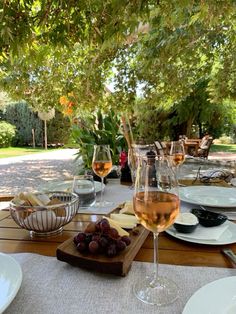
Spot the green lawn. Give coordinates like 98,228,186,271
0,147,57,158
211,144,236,153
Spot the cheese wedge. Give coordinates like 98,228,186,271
111,220,136,229
110,213,138,225
119,201,135,215
103,217,129,237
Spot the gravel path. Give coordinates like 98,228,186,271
0,149,235,195
0,149,80,195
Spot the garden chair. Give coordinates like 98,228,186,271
195,136,213,159
154,141,167,156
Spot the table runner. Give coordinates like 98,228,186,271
5,253,236,314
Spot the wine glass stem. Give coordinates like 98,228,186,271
130,170,136,188
174,166,179,184
150,232,159,287
100,177,104,206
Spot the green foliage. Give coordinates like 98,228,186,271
218,135,234,145
1,102,71,146
71,110,126,169
134,100,169,143
2,101,42,146
0,121,16,147
0,0,236,145
47,111,71,144
134,80,236,141
1,1,236,112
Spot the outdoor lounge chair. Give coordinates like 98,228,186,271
154,141,167,156
195,136,213,159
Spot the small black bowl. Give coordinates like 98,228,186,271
191,208,227,227
173,213,199,234
174,222,198,234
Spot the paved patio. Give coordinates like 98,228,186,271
0,149,235,195
208,152,236,161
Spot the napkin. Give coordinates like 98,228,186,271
176,223,229,240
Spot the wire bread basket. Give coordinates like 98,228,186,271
10,192,79,237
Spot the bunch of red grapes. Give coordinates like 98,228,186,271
73,218,131,257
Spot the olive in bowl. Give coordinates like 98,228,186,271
191,208,227,227
173,213,199,233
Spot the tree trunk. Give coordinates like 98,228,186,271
44,120,47,150
32,129,35,148
186,117,194,138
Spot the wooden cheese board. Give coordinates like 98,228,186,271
56,224,149,276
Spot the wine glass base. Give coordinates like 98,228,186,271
134,276,179,306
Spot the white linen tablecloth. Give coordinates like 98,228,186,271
4,253,236,314
78,179,133,214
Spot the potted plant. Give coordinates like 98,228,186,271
71,109,127,178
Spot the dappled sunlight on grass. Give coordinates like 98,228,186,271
211,144,236,153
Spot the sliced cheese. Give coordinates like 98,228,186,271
103,216,129,236
119,201,135,215
110,213,138,224
112,221,136,229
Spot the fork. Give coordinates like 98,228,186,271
222,249,236,266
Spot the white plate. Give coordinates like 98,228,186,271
0,253,22,313
179,186,236,208
183,276,236,314
38,180,104,194
231,178,236,187
166,221,236,245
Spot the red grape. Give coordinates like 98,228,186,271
84,233,93,244
73,232,86,244
92,234,100,242
107,244,117,257
99,236,109,248
100,219,110,233
109,228,119,239
73,219,131,257
89,241,100,254
116,240,126,251
77,242,87,252
121,236,131,246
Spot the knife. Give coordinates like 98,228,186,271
222,249,236,265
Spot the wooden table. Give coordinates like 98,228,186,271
163,141,200,156
1,197,235,269
184,141,200,156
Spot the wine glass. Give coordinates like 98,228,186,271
169,140,185,182
133,155,180,305
92,145,112,207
